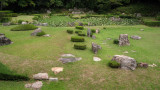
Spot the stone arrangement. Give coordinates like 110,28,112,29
112,55,137,70
59,54,82,64
92,42,102,54
119,34,130,46
0,33,12,46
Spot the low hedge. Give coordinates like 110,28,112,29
71,36,85,42
75,26,84,30
78,32,86,36
91,29,96,33
108,60,120,68
74,44,86,50
11,24,38,31
67,30,73,34
75,30,82,34
144,21,160,26
36,31,46,36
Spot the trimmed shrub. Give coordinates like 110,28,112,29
78,32,86,36
119,15,133,19
113,39,119,44
75,26,84,30
144,21,160,27
67,30,73,34
36,31,46,36
11,24,38,31
91,29,96,33
75,30,82,34
108,60,120,68
83,22,88,26
18,20,24,24
74,44,86,50
71,36,85,42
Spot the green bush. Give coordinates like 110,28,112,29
108,60,120,68
78,32,86,36
36,31,46,36
75,26,84,30
67,30,73,34
11,13,18,17
33,16,39,21
0,17,11,23
71,36,85,42
75,30,82,34
103,27,107,29
91,29,96,33
18,20,24,24
113,39,119,44
74,44,86,50
119,15,134,19
83,22,88,26
144,21,160,27
11,24,38,31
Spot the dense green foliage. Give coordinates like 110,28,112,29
108,60,120,68
74,44,86,50
11,24,38,31
113,39,119,44
71,36,85,42
0,62,29,81
67,29,73,34
36,31,46,36
91,29,96,33
144,21,160,27
78,32,86,36
75,26,84,30
75,30,82,34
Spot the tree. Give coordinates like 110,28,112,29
0,0,16,10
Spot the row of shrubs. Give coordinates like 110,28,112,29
143,21,160,27
11,24,38,31
0,11,18,23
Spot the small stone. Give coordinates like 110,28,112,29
131,35,141,40
25,84,32,88
123,51,129,54
93,57,101,62
43,34,50,37
61,54,75,57
33,73,49,80
49,78,58,82
31,81,43,89
138,63,148,68
51,67,63,74
131,50,136,52
22,22,27,25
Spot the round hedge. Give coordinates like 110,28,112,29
78,32,86,36
74,44,86,50
11,24,38,31
75,26,84,30
67,30,73,34
71,36,85,42
36,31,46,36
108,60,120,68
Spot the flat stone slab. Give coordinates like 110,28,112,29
33,73,49,80
131,35,141,40
49,78,58,82
60,54,81,64
51,67,63,74
25,81,43,90
93,57,101,62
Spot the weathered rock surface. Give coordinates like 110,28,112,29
51,67,63,74
119,34,130,46
59,54,82,64
131,35,141,40
33,73,49,80
138,63,148,68
0,33,12,46
31,81,43,90
31,28,42,36
112,55,137,70
22,22,27,25
93,57,101,62
49,78,58,82
92,42,102,54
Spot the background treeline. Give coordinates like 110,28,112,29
0,0,160,15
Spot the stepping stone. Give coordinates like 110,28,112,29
131,50,136,52
140,29,144,31
93,57,101,62
61,54,75,57
123,51,129,54
49,78,58,82
31,81,43,90
131,35,141,40
60,54,81,64
33,73,49,80
43,34,51,37
51,67,63,74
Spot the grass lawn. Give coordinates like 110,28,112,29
12,15,34,22
0,25,160,89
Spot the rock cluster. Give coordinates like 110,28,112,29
0,33,12,46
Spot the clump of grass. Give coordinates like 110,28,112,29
36,31,46,36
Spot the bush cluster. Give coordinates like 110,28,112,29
75,30,82,34
0,11,18,23
71,36,85,42
67,30,73,34
11,24,38,31
113,39,119,44
78,32,86,36
36,31,46,36
91,29,96,33
108,60,120,68
144,21,160,27
75,26,84,30
74,44,86,50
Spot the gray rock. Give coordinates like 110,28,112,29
92,42,102,54
119,34,130,46
61,54,75,57
59,57,81,64
93,57,101,62
2,22,10,26
140,29,144,31
112,55,137,70
87,28,92,37
43,34,50,37
49,78,58,82
33,73,49,80
131,35,141,40
31,28,42,36
0,33,12,46
42,23,48,26
31,81,43,90
22,22,27,25
107,38,112,40
25,84,32,88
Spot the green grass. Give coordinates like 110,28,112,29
12,15,34,23
0,25,160,89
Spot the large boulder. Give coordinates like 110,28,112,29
131,35,141,40
112,55,137,70
0,33,12,46
33,73,49,80
31,28,42,36
119,34,130,46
